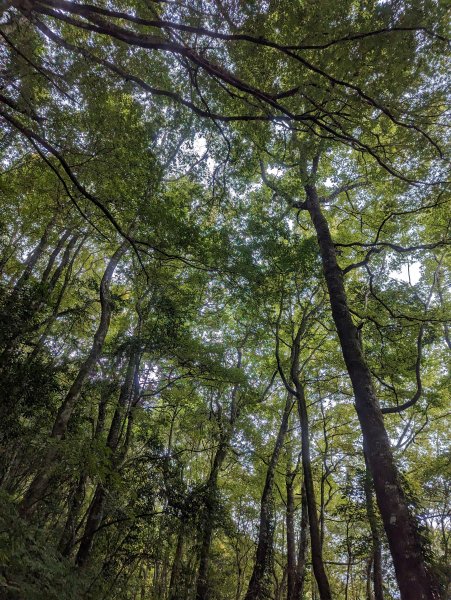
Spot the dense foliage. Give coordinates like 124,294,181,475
0,1,449,599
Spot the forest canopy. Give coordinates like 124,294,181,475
0,1,449,599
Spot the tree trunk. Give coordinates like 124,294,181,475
0,218,57,367
364,454,384,600
28,235,85,362
19,242,127,517
305,183,436,600
41,229,70,284
47,233,79,292
196,349,243,600
367,556,374,600
76,344,138,566
169,527,185,600
75,484,107,567
345,521,352,600
58,473,87,556
293,482,309,600
195,440,228,600
27,233,80,319
50,242,127,440
58,380,113,556
285,463,297,600
10,216,55,296
293,381,331,600
244,392,293,600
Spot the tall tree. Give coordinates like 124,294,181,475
0,2,449,599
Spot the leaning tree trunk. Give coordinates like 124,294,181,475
304,183,436,600
29,235,85,363
40,229,70,283
27,233,80,319
76,344,138,566
46,233,79,293
58,472,87,557
0,217,56,367
19,242,127,518
58,380,115,556
10,216,55,297
244,392,293,600
1,232,80,370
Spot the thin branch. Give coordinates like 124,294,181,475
336,240,449,253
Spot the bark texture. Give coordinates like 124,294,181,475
305,183,436,600
244,392,293,600
285,464,297,600
364,454,384,600
294,381,331,600
293,482,309,600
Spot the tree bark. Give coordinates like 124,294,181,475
169,527,185,600
293,381,331,600
244,392,293,600
304,182,436,600
75,484,107,567
285,461,297,600
19,242,127,517
195,439,228,600
364,454,384,600
293,482,309,600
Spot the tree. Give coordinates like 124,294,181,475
0,2,449,599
